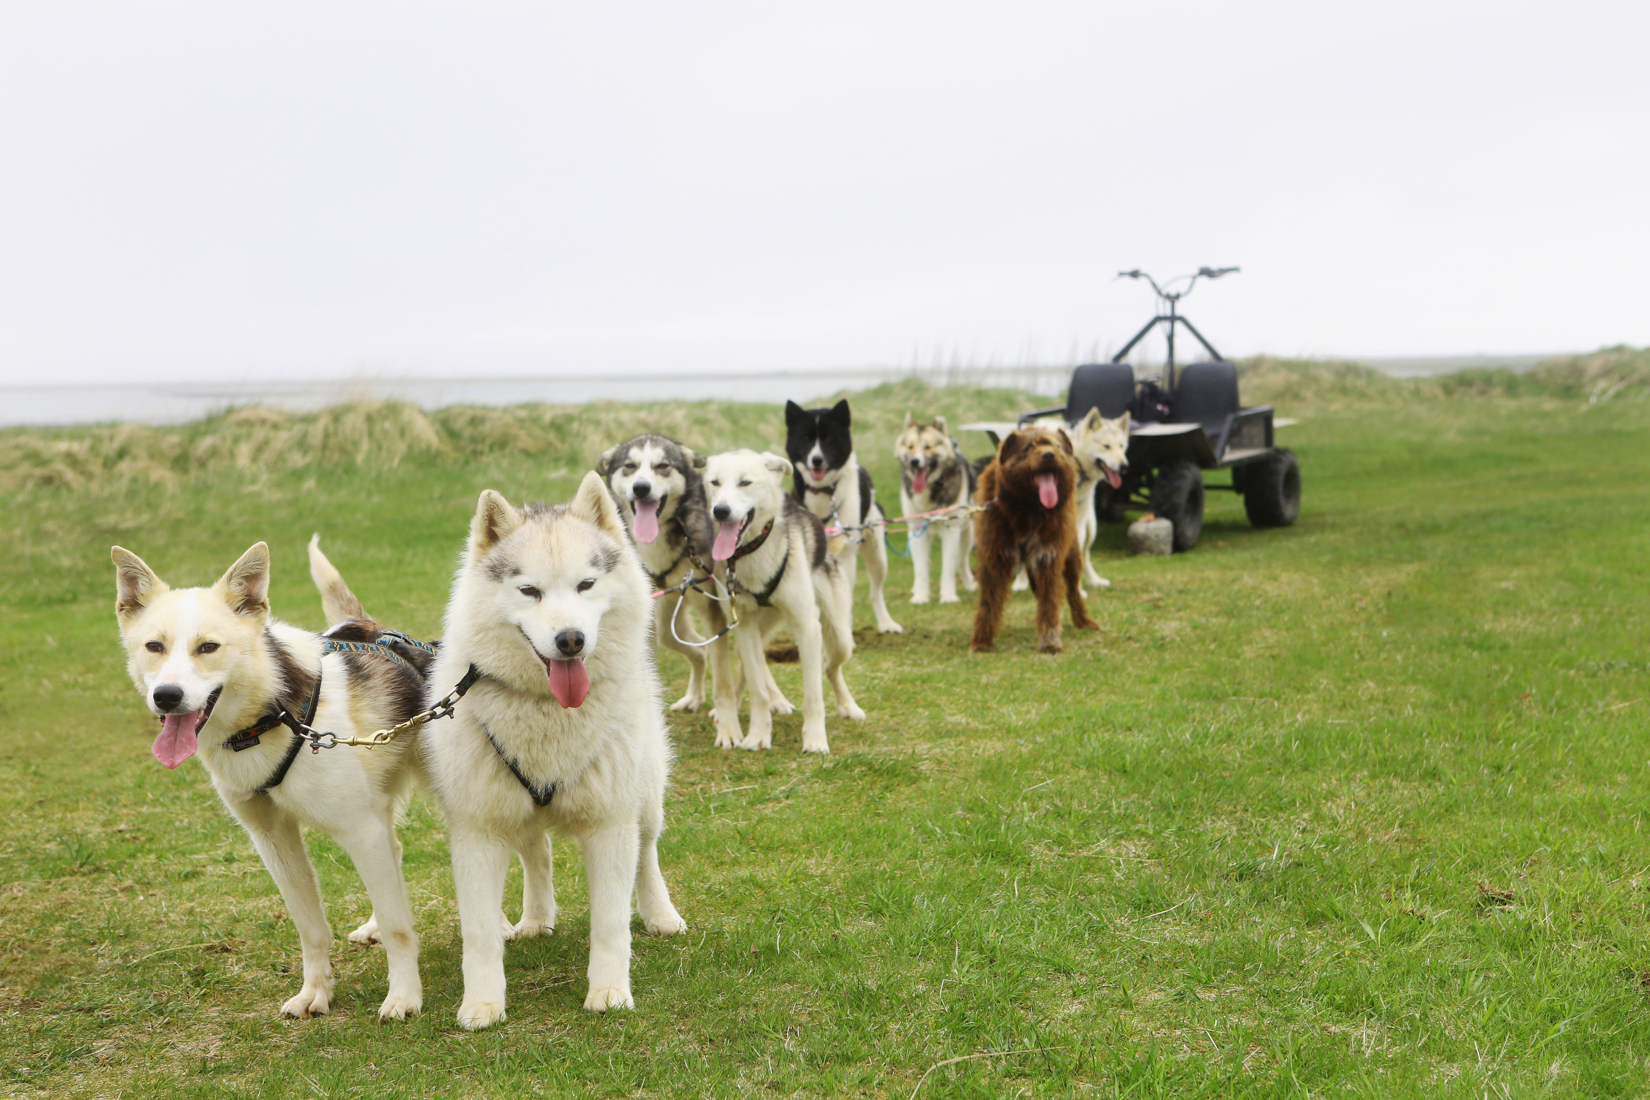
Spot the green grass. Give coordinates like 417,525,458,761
5,366,1650,1097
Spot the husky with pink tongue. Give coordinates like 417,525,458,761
595,434,720,713
421,474,687,1031
702,449,865,755
110,540,431,1022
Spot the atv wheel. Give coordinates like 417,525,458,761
1242,448,1301,528
1150,460,1205,551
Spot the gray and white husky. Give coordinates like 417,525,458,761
596,434,717,710
111,538,430,1021
420,474,687,1030
894,413,977,604
704,449,865,753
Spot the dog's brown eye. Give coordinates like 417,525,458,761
576,578,596,594
737,479,751,488
197,642,220,654
622,463,638,473
145,641,164,653
518,585,541,599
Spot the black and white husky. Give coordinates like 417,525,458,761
783,399,903,634
894,413,978,604
596,434,717,711
703,449,864,753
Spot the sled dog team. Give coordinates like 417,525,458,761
111,400,1125,1029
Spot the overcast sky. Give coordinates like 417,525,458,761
0,1,1644,386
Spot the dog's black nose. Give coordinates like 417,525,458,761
810,456,824,468
555,629,585,657
712,502,731,521
153,684,185,712
632,480,652,500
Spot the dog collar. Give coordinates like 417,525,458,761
730,518,774,561
800,480,836,495
223,661,322,794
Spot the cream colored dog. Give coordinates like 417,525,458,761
111,542,426,1021
420,473,686,1030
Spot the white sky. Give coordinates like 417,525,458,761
0,1,1645,385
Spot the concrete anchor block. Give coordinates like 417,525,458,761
1128,517,1174,556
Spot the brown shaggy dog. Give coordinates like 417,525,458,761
970,426,1100,653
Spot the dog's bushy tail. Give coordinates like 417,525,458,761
308,534,369,627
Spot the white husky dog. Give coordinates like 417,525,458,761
703,449,864,753
893,413,977,604
421,474,687,1030
111,541,428,1020
1066,407,1131,589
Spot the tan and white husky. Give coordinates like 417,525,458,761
111,539,430,1020
420,474,687,1030
894,413,977,604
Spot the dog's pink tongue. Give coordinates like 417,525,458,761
712,521,742,561
633,499,660,543
152,713,201,769
913,467,928,493
1035,472,1059,508
1106,467,1122,490
546,658,590,708
811,468,824,481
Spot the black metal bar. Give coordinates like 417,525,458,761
1175,316,1225,363
1109,315,1163,363
1166,301,1179,391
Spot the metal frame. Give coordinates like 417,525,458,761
1111,266,1238,392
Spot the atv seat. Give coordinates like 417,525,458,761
1018,362,1137,426
1169,362,1241,439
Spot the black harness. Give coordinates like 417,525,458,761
642,515,698,591
481,721,557,807
726,518,787,607
222,665,322,794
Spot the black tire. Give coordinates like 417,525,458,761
1242,448,1301,528
1150,460,1205,551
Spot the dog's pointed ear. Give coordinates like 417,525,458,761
596,445,618,477
830,398,851,428
683,446,707,470
214,543,271,619
470,490,522,556
569,470,627,540
784,400,806,428
1111,411,1132,431
934,414,948,435
112,547,167,619
903,411,913,428
761,452,791,481
997,430,1025,464
1080,406,1103,431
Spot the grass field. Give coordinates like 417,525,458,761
5,352,1650,1097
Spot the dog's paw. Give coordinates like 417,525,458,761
281,982,333,1019
457,1001,507,1030
1087,574,1111,589
938,592,961,604
378,989,422,1021
801,739,831,754
348,917,381,945
768,694,796,716
737,733,772,751
1037,640,1064,654
910,592,930,605
1010,578,1029,592
714,728,743,749
1077,617,1100,630
837,703,866,721
968,642,995,654
508,916,555,941
643,908,687,936
878,621,904,634
668,692,702,712
583,986,634,1012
